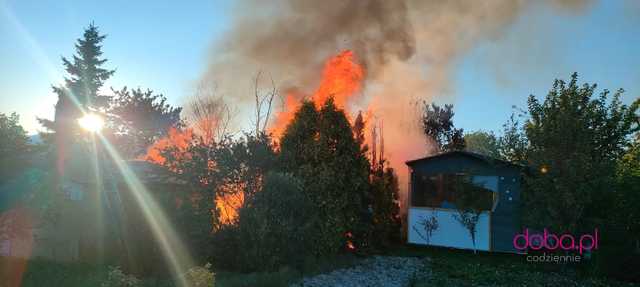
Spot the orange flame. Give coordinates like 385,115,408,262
270,50,365,138
144,127,247,224
216,192,244,225
145,51,368,224
270,93,300,139
143,127,193,167
313,50,364,108
345,231,356,251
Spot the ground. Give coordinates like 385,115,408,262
2,246,637,287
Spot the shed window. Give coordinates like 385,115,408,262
411,173,497,210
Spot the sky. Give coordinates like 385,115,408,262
1,0,638,135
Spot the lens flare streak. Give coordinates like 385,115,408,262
97,133,193,287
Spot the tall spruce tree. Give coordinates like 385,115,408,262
39,23,114,134
62,23,115,109
38,23,114,174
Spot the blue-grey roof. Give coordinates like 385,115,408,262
405,150,522,169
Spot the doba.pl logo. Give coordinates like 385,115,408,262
513,228,599,254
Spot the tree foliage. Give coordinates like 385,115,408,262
0,112,29,160
421,102,465,153
236,172,316,271
464,130,500,158
279,101,321,171
279,98,371,255
614,135,640,242
108,87,182,158
37,23,115,185
498,113,529,163
39,23,115,136
369,164,401,248
522,73,639,234
62,23,115,109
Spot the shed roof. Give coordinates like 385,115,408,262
405,150,522,169
124,160,187,185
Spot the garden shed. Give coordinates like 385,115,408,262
406,151,522,253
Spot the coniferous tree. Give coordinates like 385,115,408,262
38,23,114,174
279,101,321,172
279,98,371,254
353,111,366,148
317,98,371,250
63,23,115,109
40,23,115,131
369,163,401,248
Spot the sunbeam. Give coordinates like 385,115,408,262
1,3,87,115
88,133,105,262
96,133,193,287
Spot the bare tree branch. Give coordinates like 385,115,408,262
185,81,234,144
253,71,278,135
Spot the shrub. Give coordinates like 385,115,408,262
182,263,215,287
209,224,242,270
236,172,317,271
102,266,140,287
369,165,402,249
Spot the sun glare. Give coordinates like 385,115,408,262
78,114,104,132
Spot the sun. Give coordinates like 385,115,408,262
78,114,104,132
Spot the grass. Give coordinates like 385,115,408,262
386,245,637,287
3,248,637,287
0,254,360,287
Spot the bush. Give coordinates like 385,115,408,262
216,267,300,287
236,172,317,271
182,263,215,287
369,165,401,249
209,224,242,270
102,266,140,287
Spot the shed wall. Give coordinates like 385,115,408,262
408,207,490,251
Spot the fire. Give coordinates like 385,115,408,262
216,192,244,225
313,50,364,108
144,127,246,224
345,231,356,251
269,93,300,139
145,50,368,225
143,127,193,167
270,50,365,138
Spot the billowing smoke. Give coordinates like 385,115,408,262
201,0,591,207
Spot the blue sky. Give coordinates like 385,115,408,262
1,0,638,134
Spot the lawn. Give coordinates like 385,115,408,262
0,254,359,287
388,245,637,287
2,247,638,287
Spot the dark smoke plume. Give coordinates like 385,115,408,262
201,0,591,207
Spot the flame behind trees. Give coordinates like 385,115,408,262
270,50,364,138
143,50,400,244
109,87,183,159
